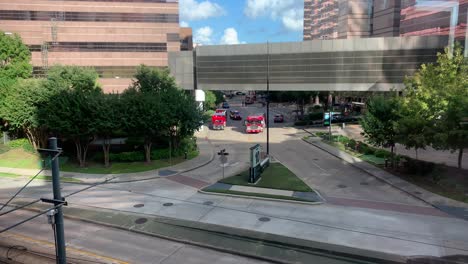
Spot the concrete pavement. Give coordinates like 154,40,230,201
301,135,468,222
0,208,269,264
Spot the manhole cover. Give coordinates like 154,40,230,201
203,201,214,206
163,202,174,207
414,191,422,195
133,204,144,208
337,184,347,188
258,217,270,222
134,218,147,224
360,182,369,186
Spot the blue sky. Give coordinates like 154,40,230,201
179,0,304,45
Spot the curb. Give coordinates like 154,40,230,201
6,203,292,264
67,138,217,185
197,189,324,205
300,137,450,210
5,201,406,264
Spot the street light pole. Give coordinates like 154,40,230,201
266,41,270,155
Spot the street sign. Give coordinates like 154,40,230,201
218,149,229,179
220,155,228,164
249,144,263,183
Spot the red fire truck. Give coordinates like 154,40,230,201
245,115,265,133
211,113,227,130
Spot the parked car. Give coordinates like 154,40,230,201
222,102,230,109
236,91,246,95
274,114,284,123
229,110,242,120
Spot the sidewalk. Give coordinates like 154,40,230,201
6,199,407,264
314,124,468,169
301,136,468,215
201,182,324,204
0,132,215,185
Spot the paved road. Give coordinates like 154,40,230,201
0,209,269,264
1,96,468,259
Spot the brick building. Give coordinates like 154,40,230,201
0,0,189,92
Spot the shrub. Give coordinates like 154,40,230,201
7,138,35,153
337,136,350,144
91,152,104,162
347,139,356,150
109,151,144,162
356,142,369,153
150,148,171,160
364,146,376,155
203,110,216,122
403,156,435,175
178,137,197,153
375,149,390,158
307,112,324,121
294,120,308,126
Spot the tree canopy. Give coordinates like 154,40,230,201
403,44,468,168
0,31,32,80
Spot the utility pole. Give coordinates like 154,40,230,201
266,42,270,155
49,138,67,264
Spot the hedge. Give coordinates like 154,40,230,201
307,112,324,121
7,138,35,153
109,151,144,162
375,149,391,158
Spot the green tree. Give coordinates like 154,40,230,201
45,65,100,93
37,66,102,166
361,95,401,166
161,87,202,151
95,93,123,167
204,90,217,110
404,44,468,168
395,95,430,160
39,89,102,167
0,31,32,80
127,65,203,162
121,89,164,163
130,65,176,93
0,79,49,149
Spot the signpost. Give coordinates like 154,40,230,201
249,144,269,183
218,149,229,179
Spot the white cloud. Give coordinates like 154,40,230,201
180,21,189,27
281,9,303,31
180,0,225,21
194,26,213,45
220,28,242,45
244,0,303,32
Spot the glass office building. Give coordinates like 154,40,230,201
0,0,185,92
304,0,467,44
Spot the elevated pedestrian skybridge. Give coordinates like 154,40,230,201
169,36,449,92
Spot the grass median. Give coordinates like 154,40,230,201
219,163,312,192
203,163,320,203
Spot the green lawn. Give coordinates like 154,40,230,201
220,163,313,192
61,151,198,174
0,147,199,174
0,172,22,178
204,189,312,202
34,175,82,183
359,154,386,165
0,148,42,169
